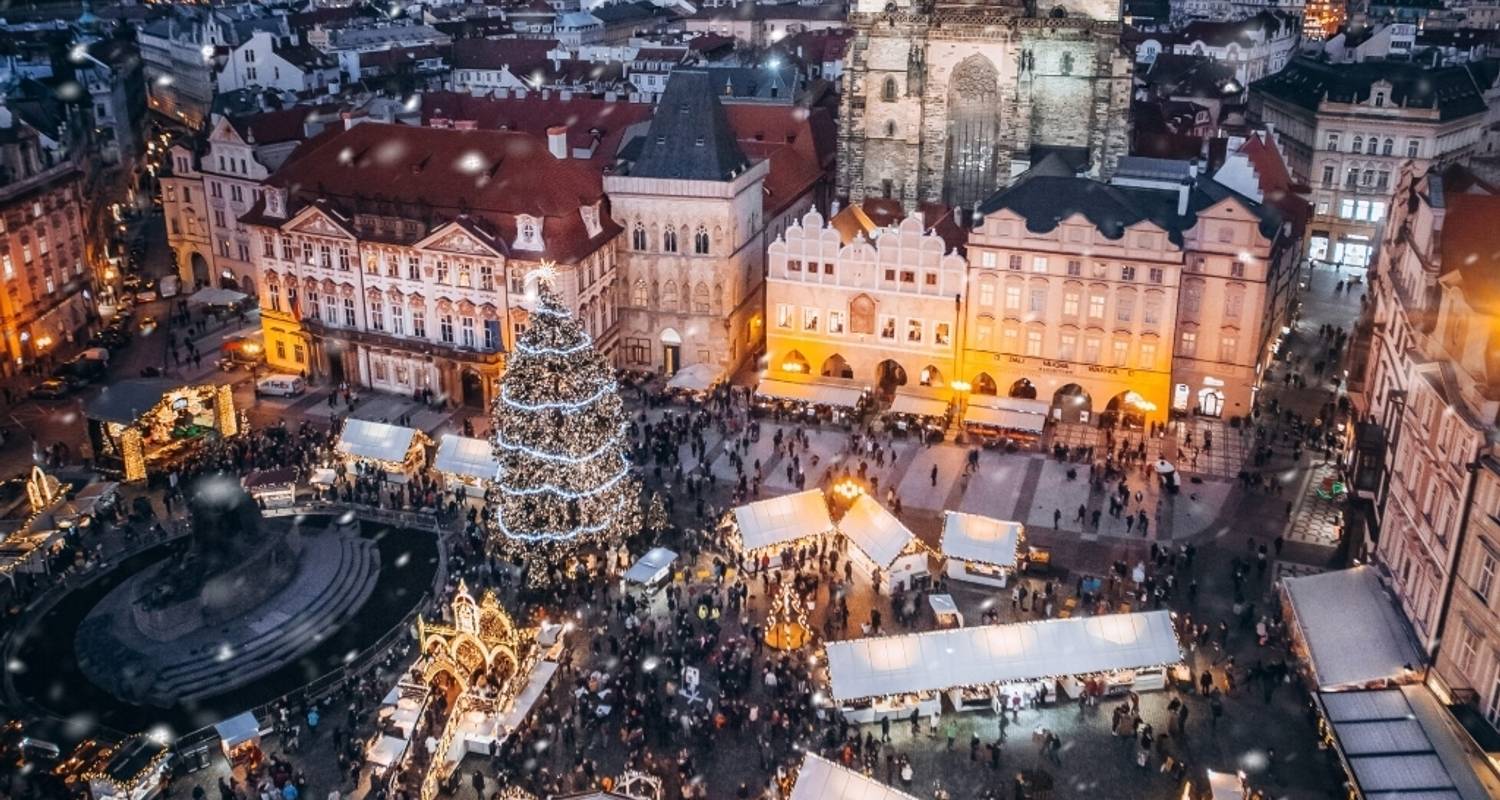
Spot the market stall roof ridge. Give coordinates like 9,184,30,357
434,434,499,481
1282,566,1424,689
839,494,918,568
824,610,1181,701
665,362,723,392
941,511,1022,568
755,377,864,408
336,418,421,464
187,286,250,307
732,489,834,553
963,398,1048,433
790,752,920,800
887,393,950,418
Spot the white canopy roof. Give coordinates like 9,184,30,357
964,398,1048,433
839,494,918,568
187,286,249,307
434,435,498,481
1283,566,1423,689
756,378,863,408
214,712,261,748
887,393,949,418
366,735,407,768
790,753,919,800
336,418,420,464
941,511,1022,567
666,363,723,392
825,610,1181,701
732,490,834,553
1318,686,1500,800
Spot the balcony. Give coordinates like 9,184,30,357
302,319,506,366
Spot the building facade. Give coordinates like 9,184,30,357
242,120,621,409
837,0,1133,212
1250,57,1494,269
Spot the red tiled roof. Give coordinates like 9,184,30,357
360,44,447,71
420,90,653,166
1239,131,1310,237
724,104,836,215
249,122,618,263
229,105,342,145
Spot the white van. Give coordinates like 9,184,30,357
159,274,180,298
255,374,305,397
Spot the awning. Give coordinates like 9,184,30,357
824,610,1181,702
941,511,1021,568
790,752,919,800
1317,686,1500,800
214,712,261,748
886,393,949,418
434,434,498,482
244,468,296,489
625,547,677,584
1282,566,1423,690
366,735,407,768
336,418,419,464
732,489,834,553
964,399,1047,433
755,378,863,408
839,494,917,568
666,363,723,392
188,286,249,307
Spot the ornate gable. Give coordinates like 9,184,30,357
417,223,505,258
285,205,354,239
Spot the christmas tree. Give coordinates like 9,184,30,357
645,491,669,536
490,279,640,585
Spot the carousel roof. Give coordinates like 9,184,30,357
84,378,192,423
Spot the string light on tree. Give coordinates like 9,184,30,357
765,581,811,650
488,274,641,585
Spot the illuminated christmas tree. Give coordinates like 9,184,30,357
645,491,669,536
490,278,640,585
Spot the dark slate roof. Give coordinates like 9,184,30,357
1250,57,1491,121
85,379,188,424
626,69,749,181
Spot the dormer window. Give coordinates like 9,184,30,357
514,215,544,252
1374,91,1386,107
580,203,602,238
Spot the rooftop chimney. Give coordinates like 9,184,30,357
547,125,568,159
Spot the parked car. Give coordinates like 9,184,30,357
28,379,71,400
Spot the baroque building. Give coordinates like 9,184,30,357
837,0,1133,212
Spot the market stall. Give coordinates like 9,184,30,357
85,735,170,800
434,434,499,497
753,377,866,425
883,392,950,441
664,363,723,399
1314,685,1500,800
1280,566,1424,691
213,712,263,769
624,547,677,589
823,611,1182,722
941,511,1023,588
837,494,929,594
790,752,919,800
53,481,119,530
86,379,239,482
928,594,963,628
962,398,1048,449
243,468,297,509
335,419,429,482
187,286,250,308
727,490,835,561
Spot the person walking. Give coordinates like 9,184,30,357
930,464,939,487
471,770,485,800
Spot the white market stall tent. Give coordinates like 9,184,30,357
434,434,499,496
1281,566,1424,690
336,418,428,480
665,363,723,394
755,378,865,408
838,494,929,594
963,398,1049,447
730,490,835,557
941,511,1023,588
824,610,1181,721
790,752,919,800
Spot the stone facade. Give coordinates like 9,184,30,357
837,1,1132,211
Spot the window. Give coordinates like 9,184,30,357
1407,139,1420,158
1066,260,1082,277
1371,201,1387,221
631,280,647,306
1217,225,1234,244
1180,330,1197,357
1382,138,1394,156
1031,256,1048,273
457,264,471,288
1377,171,1390,189
484,320,498,351
1340,199,1355,219
280,236,293,261
1356,200,1371,221
1087,293,1105,320
979,280,996,307
1004,285,1021,311
391,305,405,335
1028,287,1047,314
439,314,454,344
934,322,950,345
662,227,677,252
1062,291,1080,317
1225,289,1243,320
1183,282,1202,314
436,260,449,284
342,297,356,327
802,308,819,332
1060,52,1073,75
632,224,647,250
1316,199,1330,216
1352,136,1363,153
924,272,937,286
237,242,250,262
214,209,227,228
1121,265,1136,281
369,300,384,331
1219,334,1237,361
828,310,845,334
293,344,304,363
1008,255,1022,271
267,285,282,312
1366,138,1378,155
1059,333,1077,360
1457,624,1480,673
879,316,896,340
1149,268,1163,284
694,226,710,255
1325,133,1339,151
1140,341,1156,369
231,185,243,203
788,259,802,273
1112,339,1129,366
1083,337,1100,363
1346,168,1359,188
461,317,476,348
900,270,915,283
906,319,922,343
276,341,286,360
1479,549,1497,601
1322,165,1335,186
1116,292,1134,322
412,309,426,338
1230,261,1245,278
1,254,11,280
882,76,898,101
980,252,997,268
1025,329,1043,356
306,289,320,321
318,244,332,268
776,304,793,328
480,264,494,291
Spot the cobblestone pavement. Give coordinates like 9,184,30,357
1282,463,1346,548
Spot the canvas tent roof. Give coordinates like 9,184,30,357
755,378,863,408
964,398,1048,433
1318,686,1500,800
666,362,723,392
839,494,917,568
336,418,419,464
941,511,1022,567
790,752,919,800
1283,566,1423,689
214,712,261,748
887,393,949,418
732,489,833,552
434,434,498,481
187,286,249,306
624,546,677,583
825,610,1181,701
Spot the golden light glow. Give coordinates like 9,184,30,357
780,361,804,373
950,380,972,392
833,479,864,501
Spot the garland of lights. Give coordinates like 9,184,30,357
487,280,641,585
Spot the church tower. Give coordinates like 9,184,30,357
837,0,1133,213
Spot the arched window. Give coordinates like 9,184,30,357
1352,135,1363,153
631,223,647,251
662,227,678,253
849,294,876,334
1382,138,1394,156
692,282,710,312
631,279,647,306
712,283,723,314
693,225,710,255
661,280,678,309
1367,137,1379,154
882,76,898,102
